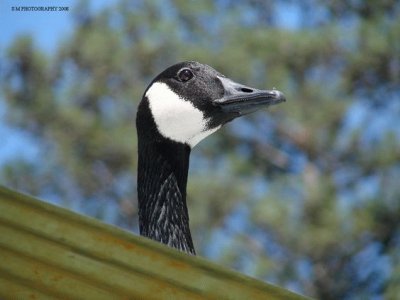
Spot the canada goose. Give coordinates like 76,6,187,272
136,61,285,255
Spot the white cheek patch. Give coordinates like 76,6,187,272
146,82,220,147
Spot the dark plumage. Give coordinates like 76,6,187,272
136,61,285,254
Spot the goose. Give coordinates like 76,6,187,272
136,61,285,255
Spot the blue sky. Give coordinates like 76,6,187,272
0,0,111,53
0,0,301,53
1,0,72,53
0,0,71,163
0,1,112,164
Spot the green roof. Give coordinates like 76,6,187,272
0,185,310,299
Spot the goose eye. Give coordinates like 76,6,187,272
178,68,194,82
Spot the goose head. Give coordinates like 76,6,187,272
137,61,285,147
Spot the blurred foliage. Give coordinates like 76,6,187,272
1,0,400,298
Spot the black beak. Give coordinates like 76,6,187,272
213,77,286,115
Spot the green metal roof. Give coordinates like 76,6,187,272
0,185,310,299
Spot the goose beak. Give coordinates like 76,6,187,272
213,76,286,115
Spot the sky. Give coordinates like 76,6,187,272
0,0,111,53
0,1,112,165
1,1,71,54
0,0,302,53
